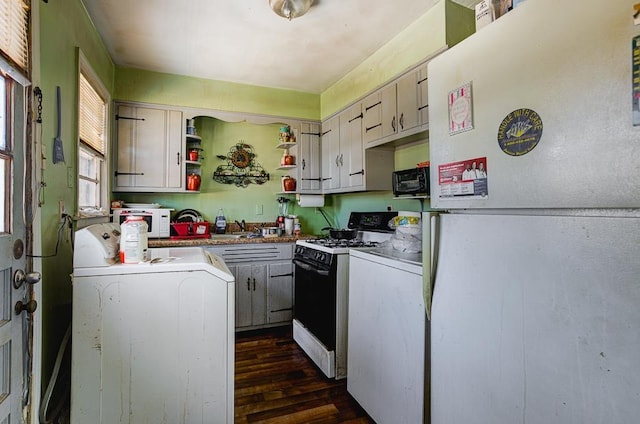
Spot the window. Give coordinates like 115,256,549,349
77,51,109,214
0,0,28,232
0,0,29,72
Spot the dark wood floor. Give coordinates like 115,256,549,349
235,325,375,424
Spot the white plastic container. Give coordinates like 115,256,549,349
119,215,148,263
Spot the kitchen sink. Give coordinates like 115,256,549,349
210,232,255,240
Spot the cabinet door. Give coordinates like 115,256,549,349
362,91,382,144
235,265,253,328
252,264,268,326
267,262,294,324
114,103,184,191
380,84,398,139
321,115,340,191
340,102,364,190
417,65,429,127
298,122,322,192
236,264,268,328
363,85,397,146
396,69,421,134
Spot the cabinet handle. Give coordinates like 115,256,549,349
302,158,306,170
115,115,145,121
366,123,382,132
301,178,322,181
271,307,293,313
301,131,321,137
417,76,428,85
418,104,428,111
391,115,396,132
321,129,332,136
270,272,294,278
365,101,381,112
335,155,340,167
321,177,332,181
252,278,256,291
339,154,343,166
246,277,251,291
177,152,181,165
399,112,404,130
348,112,363,123
349,169,364,176
114,171,144,177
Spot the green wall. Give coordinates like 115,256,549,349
38,0,115,391
115,68,320,121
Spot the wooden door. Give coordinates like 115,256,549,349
0,74,31,423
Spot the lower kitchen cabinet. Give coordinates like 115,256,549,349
234,264,268,328
267,262,294,324
206,243,294,331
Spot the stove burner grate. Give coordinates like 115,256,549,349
306,238,382,249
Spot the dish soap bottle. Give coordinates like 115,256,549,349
215,208,227,234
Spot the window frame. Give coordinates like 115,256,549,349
77,50,110,215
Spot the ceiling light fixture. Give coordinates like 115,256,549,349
269,0,313,21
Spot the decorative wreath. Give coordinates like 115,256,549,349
231,147,251,168
213,142,269,187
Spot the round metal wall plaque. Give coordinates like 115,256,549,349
497,108,543,156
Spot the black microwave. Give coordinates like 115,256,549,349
392,167,430,196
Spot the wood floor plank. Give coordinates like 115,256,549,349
235,325,374,424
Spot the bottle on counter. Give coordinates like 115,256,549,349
215,208,227,234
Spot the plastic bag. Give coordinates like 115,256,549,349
388,216,422,253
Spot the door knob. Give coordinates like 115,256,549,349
13,269,42,289
15,299,38,315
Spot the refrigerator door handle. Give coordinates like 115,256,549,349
423,213,441,320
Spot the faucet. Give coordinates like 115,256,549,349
234,219,246,232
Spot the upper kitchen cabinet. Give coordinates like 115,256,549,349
362,84,397,144
296,122,322,193
321,114,340,192
363,62,430,149
113,102,185,192
395,63,430,140
322,104,393,194
337,103,365,192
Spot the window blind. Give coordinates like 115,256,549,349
79,73,106,155
0,0,29,72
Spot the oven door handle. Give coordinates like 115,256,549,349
292,259,330,277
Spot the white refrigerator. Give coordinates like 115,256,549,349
427,1,640,423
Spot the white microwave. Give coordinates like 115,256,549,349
112,208,173,238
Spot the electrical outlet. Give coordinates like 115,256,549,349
387,205,393,211
59,200,66,219
255,204,263,215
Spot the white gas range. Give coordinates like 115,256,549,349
292,211,398,379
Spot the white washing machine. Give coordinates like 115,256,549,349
71,223,235,424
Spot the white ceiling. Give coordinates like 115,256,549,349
81,0,480,94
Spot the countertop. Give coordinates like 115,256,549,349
149,234,316,248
